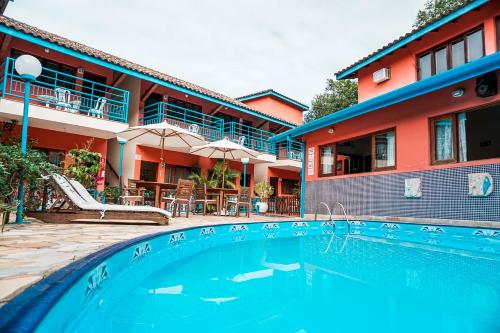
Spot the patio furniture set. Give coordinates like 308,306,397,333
122,178,252,218
38,87,108,118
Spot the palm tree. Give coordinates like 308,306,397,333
189,160,240,188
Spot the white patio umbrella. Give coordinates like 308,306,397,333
189,138,259,188
117,121,206,181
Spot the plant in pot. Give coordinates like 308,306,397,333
254,182,274,214
64,140,104,190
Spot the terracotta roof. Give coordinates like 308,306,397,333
0,15,297,127
335,0,480,79
237,89,309,111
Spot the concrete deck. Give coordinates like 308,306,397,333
0,214,301,305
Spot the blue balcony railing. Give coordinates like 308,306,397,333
0,57,129,123
224,122,275,155
276,138,303,161
142,102,224,141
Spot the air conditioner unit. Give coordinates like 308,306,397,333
373,68,391,84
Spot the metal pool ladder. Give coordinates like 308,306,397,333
314,202,351,254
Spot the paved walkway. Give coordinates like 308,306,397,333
0,214,300,305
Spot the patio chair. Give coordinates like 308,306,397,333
55,87,71,110
193,184,219,216
120,179,145,206
224,186,251,218
28,173,171,225
161,179,193,218
89,97,107,119
188,124,200,134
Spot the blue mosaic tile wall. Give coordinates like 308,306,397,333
305,163,500,222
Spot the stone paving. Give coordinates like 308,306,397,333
0,214,301,305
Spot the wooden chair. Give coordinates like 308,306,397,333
193,184,219,215
161,179,193,217
120,179,145,206
224,187,251,218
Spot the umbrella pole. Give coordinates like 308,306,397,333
221,154,225,189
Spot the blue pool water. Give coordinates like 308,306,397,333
9,221,500,332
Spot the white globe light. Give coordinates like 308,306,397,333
241,157,250,164
116,136,128,144
14,55,42,79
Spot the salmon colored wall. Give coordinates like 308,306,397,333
242,96,304,125
133,145,254,188
304,74,500,181
6,37,114,85
8,125,107,189
357,1,500,101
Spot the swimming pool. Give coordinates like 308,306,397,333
1,221,500,332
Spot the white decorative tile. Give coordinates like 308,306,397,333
468,173,493,197
404,178,422,198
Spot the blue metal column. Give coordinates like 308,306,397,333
300,141,306,218
243,162,247,187
117,140,126,197
15,78,33,224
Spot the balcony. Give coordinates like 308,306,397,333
0,57,129,123
142,102,224,141
276,138,303,161
224,122,275,155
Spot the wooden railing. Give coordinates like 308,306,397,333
267,196,300,216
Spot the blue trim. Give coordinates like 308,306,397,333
336,0,489,79
237,90,309,111
271,51,500,143
0,221,301,333
0,25,295,128
300,142,306,218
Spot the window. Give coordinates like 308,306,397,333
431,116,456,164
318,130,396,177
417,27,484,80
466,29,484,62
140,161,158,181
418,53,432,80
451,40,465,68
34,148,65,166
430,105,500,165
496,17,500,51
281,179,299,195
434,47,447,74
164,165,192,184
373,131,396,170
319,144,335,176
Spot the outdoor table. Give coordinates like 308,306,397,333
206,187,238,215
134,180,177,207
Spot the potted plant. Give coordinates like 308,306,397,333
254,182,274,213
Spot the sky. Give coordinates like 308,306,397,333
5,0,427,106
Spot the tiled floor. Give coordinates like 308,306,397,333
0,214,301,305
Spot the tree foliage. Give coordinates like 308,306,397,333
0,141,57,207
413,0,468,28
305,79,358,123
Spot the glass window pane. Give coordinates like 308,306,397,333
451,40,465,68
467,30,484,62
320,145,334,175
435,47,448,74
374,131,395,168
418,53,432,80
434,119,453,161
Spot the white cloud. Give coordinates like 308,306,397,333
5,0,426,105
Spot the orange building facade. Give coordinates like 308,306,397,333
272,0,500,221
0,15,305,203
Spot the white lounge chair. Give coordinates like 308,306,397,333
29,174,171,225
